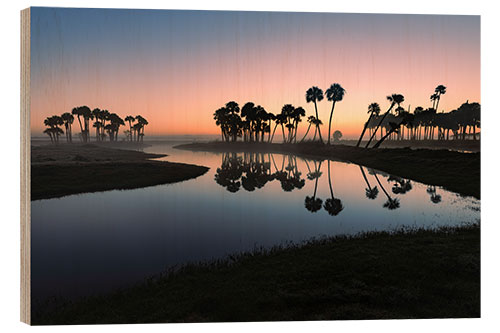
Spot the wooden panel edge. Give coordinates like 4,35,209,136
20,7,31,326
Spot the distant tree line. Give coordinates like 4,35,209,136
358,85,481,148
42,106,148,144
214,84,480,148
213,84,346,145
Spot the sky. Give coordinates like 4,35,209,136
30,7,480,138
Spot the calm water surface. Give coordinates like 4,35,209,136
31,143,480,303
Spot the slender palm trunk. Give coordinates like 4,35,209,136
359,166,373,191
314,101,323,143
300,123,313,143
373,172,391,200
356,113,373,147
365,104,394,148
327,160,334,199
373,122,401,149
327,101,336,145
270,123,279,143
76,115,84,142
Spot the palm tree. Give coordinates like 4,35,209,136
270,113,285,144
365,94,404,148
71,106,90,142
81,107,94,143
356,103,380,147
434,85,447,111
61,112,74,143
430,93,439,109
125,116,135,141
300,116,316,142
135,115,148,142
109,113,125,141
323,160,343,216
292,106,305,143
43,115,64,143
311,118,323,141
306,86,324,143
304,161,323,213
91,108,102,141
281,104,295,143
214,107,230,142
325,83,346,145
241,102,256,142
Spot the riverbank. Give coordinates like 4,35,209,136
175,142,480,198
32,223,479,324
343,139,480,152
31,144,209,200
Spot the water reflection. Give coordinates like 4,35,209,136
427,186,442,204
31,144,480,303
214,152,427,213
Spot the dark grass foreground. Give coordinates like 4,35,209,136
32,224,479,325
176,142,480,198
31,144,209,200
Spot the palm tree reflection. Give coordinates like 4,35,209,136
388,175,413,195
323,160,343,216
372,171,401,210
359,166,379,199
275,155,305,192
427,186,442,204
304,160,323,213
213,153,414,214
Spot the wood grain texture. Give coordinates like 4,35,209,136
20,7,31,325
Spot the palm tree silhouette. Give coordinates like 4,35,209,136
325,83,346,145
323,160,343,216
125,116,135,141
433,85,447,111
365,94,404,148
61,112,74,143
72,106,92,143
135,115,148,142
430,93,439,109
311,118,323,141
91,108,102,141
306,86,324,143
359,166,379,199
356,103,380,147
300,116,316,142
292,106,306,143
373,171,400,210
43,115,64,143
427,186,442,204
304,161,323,213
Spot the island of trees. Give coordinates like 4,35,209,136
42,106,148,144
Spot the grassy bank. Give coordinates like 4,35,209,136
176,142,480,198
32,224,479,324
31,144,209,200
342,139,480,152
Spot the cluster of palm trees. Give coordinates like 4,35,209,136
42,106,148,144
213,84,346,144
357,85,481,148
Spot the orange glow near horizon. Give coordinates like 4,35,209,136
30,9,480,139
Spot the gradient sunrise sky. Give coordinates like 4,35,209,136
30,7,480,138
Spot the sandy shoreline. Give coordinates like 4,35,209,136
31,143,209,200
